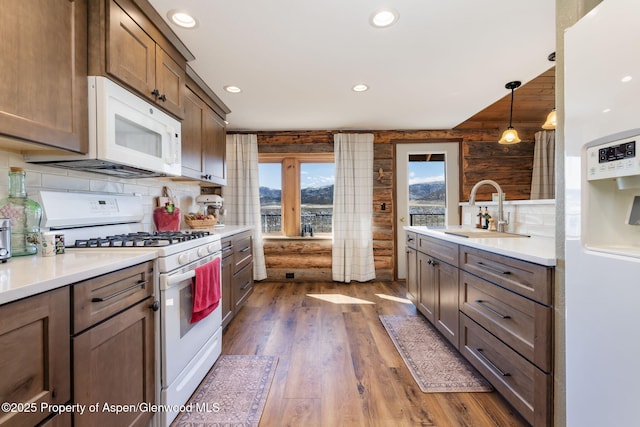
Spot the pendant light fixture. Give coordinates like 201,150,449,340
498,80,522,144
542,108,557,129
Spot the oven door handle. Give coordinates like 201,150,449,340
167,270,196,287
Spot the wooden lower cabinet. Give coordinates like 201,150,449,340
72,261,156,427
460,314,551,426
415,235,459,348
405,230,554,426
405,246,418,305
0,288,70,427
221,230,254,327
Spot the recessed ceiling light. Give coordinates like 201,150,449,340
370,8,399,28
352,84,369,92
168,10,198,29
224,85,242,94
621,75,633,83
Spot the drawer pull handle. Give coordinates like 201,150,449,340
239,247,251,253
91,280,147,302
476,261,511,275
475,300,511,319
407,237,414,242
240,281,251,290
476,348,510,377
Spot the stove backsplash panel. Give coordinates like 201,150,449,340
0,148,203,232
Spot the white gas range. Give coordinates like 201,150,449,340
39,191,222,427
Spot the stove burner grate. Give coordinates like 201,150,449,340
71,230,211,248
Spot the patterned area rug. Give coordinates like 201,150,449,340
172,355,278,427
379,315,492,393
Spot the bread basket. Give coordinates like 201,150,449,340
184,215,218,229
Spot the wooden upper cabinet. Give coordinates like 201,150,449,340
91,0,187,119
182,69,229,184
0,0,88,152
203,107,227,184
181,87,205,179
107,1,156,99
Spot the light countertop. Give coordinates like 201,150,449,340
0,249,158,306
0,225,256,306
405,226,556,266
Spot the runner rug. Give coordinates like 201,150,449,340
379,315,492,393
172,355,278,427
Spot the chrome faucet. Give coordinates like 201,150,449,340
468,179,508,232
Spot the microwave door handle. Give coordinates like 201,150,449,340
165,126,179,165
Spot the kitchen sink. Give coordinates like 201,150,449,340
443,230,530,238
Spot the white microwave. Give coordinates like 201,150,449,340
26,76,181,178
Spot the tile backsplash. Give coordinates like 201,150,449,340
0,148,202,231
460,199,556,238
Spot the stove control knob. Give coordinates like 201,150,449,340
178,253,190,265
207,244,217,253
197,247,207,257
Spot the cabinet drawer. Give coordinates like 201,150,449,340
73,261,154,333
459,246,552,305
460,271,552,372
460,314,551,427
233,263,253,310
233,233,253,273
221,237,234,259
418,234,458,265
406,231,417,249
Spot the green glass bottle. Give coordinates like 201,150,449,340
0,167,42,256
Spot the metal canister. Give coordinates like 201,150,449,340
0,218,11,262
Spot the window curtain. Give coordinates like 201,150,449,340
225,134,267,281
530,130,555,199
332,133,376,283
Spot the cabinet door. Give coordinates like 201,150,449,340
233,263,254,310
405,247,418,305
181,87,205,179
221,246,234,328
417,251,435,322
107,0,156,103
434,259,459,348
0,288,70,427
0,0,87,152
155,46,185,118
203,109,227,185
73,298,155,427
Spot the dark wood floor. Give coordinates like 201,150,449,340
221,281,528,427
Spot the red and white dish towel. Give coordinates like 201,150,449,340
190,257,221,323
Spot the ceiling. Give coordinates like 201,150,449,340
147,0,556,132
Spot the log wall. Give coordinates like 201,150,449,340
237,128,536,282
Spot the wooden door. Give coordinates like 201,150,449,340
155,46,185,119
434,260,459,348
0,0,87,152
203,108,227,185
107,0,155,103
417,251,435,322
181,87,205,179
405,247,418,305
73,298,154,427
0,288,70,427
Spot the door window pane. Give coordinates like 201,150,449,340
259,163,282,233
300,163,334,234
408,154,446,226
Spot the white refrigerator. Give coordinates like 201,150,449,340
564,1,640,426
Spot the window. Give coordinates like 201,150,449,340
259,154,334,236
408,153,446,226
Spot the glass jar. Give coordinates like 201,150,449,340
0,167,42,256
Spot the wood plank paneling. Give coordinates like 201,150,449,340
240,69,553,281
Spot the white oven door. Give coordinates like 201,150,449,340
160,254,222,388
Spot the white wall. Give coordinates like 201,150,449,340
460,199,555,238
0,148,203,231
